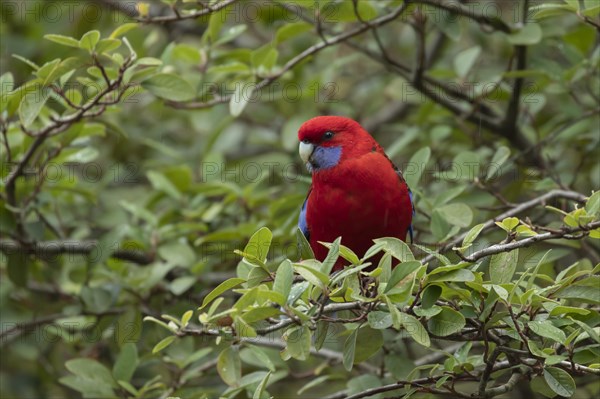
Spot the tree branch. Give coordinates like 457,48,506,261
460,220,600,262
420,189,588,265
408,0,511,33
483,366,528,398
135,0,239,24
0,239,154,265
166,3,410,109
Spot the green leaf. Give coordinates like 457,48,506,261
45,34,80,48
501,217,520,231
65,358,115,387
427,269,475,283
490,249,519,284
233,287,258,311
437,203,473,228
152,336,176,354
181,310,193,328
110,23,139,39
461,223,486,248
486,146,511,180
200,278,245,309
234,316,257,338
19,86,49,127
159,241,195,268
454,46,481,78
569,317,600,344
343,328,358,371
253,371,272,399
275,22,312,44
385,261,421,293
81,286,112,313
208,62,250,74
229,82,251,117
242,306,280,323
218,346,242,387
205,7,226,43
330,263,373,287
320,237,340,274
335,0,378,21
531,375,559,398
528,320,567,343
172,43,201,63
112,343,138,383
246,268,271,288
556,276,600,304
244,227,272,265
95,38,121,54
61,358,116,397
405,147,431,188
431,210,452,240
413,244,451,265
543,367,576,397
141,73,195,101
401,313,430,347
367,311,393,329
294,263,328,289
12,54,39,71
147,170,182,200
0,72,14,112
414,306,442,318
384,296,402,329
373,237,414,262
586,191,600,216
421,285,442,309
528,340,550,358
530,3,576,20
243,346,275,372
508,23,543,45
273,259,293,300
297,375,332,395
527,250,552,291
282,326,311,361
215,24,248,46
550,306,590,316
354,326,383,363
427,306,466,337
79,30,100,51
322,240,360,265
296,227,315,260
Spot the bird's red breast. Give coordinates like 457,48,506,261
297,116,413,271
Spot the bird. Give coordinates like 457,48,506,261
297,116,414,272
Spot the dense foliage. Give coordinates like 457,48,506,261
1,1,599,398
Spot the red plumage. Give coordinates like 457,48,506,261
297,116,413,271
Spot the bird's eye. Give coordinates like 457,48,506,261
302,139,310,144
323,131,334,140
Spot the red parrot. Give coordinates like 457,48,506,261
297,116,414,271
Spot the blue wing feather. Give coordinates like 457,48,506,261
392,165,415,244
298,195,310,241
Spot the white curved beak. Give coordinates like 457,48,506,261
299,141,315,164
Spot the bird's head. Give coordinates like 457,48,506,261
297,116,378,173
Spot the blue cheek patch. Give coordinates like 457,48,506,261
311,146,342,171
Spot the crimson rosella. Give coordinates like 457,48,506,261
297,116,414,272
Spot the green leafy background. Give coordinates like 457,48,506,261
0,1,599,398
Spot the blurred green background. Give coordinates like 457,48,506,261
1,0,599,398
